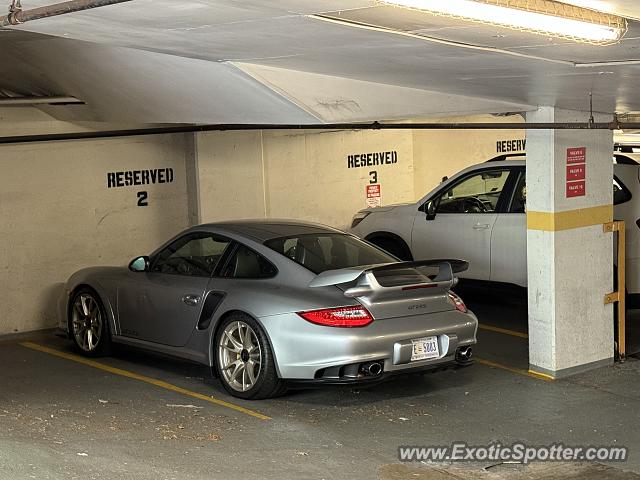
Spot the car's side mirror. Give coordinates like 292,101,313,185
426,202,437,221
129,256,149,272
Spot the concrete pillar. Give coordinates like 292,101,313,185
526,107,614,378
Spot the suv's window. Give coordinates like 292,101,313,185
265,233,396,274
434,169,510,214
506,172,631,211
221,244,277,279
614,176,632,205
614,153,640,163
151,233,231,277
509,171,527,213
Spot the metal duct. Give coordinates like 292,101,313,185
1,0,132,27
1,120,640,145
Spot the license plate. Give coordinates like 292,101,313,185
411,336,439,361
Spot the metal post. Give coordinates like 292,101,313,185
618,222,626,360
604,220,626,361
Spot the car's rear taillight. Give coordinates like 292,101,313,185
297,305,373,327
448,291,468,314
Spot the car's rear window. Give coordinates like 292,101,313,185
265,233,396,274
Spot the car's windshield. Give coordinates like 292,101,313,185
265,233,396,274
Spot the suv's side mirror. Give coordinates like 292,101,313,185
426,201,437,221
129,256,149,272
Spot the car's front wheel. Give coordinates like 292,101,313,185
69,288,111,357
214,313,285,399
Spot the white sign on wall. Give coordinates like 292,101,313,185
366,184,381,208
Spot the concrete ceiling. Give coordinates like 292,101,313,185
1,0,640,124
558,1,640,20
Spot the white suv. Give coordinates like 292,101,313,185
350,153,640,306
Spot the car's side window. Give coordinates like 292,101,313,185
433,169,511,214
509,171,527,213
151,234,231,277
221,244,277,279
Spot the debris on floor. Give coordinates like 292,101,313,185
379,462,640,479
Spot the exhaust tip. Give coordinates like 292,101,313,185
369,362,383,376
360,361,383,376
456,346,473,363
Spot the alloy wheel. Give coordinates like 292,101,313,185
218,321,262,392
71,293,103,352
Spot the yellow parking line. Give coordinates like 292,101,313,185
19,341,271,421
478,323,528,339
476,357,554,382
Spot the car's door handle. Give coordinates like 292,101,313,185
182,294,201,306
473,223,491,230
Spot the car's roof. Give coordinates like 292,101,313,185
195,219,343,242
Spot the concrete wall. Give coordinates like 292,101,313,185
196,129,415,230
195,115,526,230
0,109,190,335
196,131,267,222
1,109,523,334
0,107,93,137
412,114,526,197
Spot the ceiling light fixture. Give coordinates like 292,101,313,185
380,0,627,44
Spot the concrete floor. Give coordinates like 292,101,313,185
2,291,639,480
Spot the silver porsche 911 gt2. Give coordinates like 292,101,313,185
59,220,477,399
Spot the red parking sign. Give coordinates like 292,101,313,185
567,147,586,164
566,181,586,198
566,164,586,181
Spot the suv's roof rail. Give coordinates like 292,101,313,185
615,144,640,153
485,153,525,162
485,152,639,166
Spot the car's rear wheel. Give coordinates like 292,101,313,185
214,313,285,399
69,288,111,357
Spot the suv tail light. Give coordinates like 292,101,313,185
448,291,468,314
297,305,373,327
351,212,371,229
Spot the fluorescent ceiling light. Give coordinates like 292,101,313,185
381,0,627,44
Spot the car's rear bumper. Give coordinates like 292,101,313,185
259,309,478,380
284,357,473,388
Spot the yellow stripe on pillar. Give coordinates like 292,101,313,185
527,204,613,232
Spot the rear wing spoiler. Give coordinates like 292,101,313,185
308,259,469,297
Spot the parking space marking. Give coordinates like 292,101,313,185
20,341,271,421
478,323,528,339
476,357,554,382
